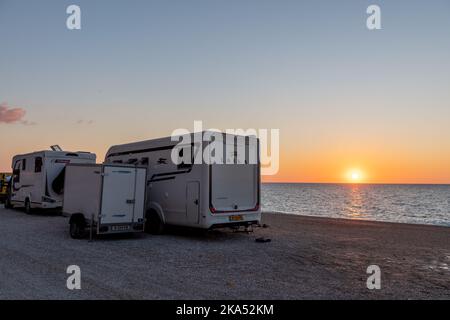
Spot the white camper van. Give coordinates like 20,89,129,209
6,149,96,213
105,131,261,233
63,164,147,239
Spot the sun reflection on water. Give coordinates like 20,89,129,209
346,184,365,218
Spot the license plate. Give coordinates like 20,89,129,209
111,225,130,231
229,215,243,222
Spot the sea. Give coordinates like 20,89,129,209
261,183,450,227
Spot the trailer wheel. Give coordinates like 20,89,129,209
24,198,33,215
70,220,86,239
145,210,165,235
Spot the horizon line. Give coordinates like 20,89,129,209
262,182,450,186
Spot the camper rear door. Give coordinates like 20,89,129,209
210,140,258,213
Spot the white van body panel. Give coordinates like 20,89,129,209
62,164,101,216
10,151,96,210
105,131,261,229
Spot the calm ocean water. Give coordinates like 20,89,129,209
261,183,450,226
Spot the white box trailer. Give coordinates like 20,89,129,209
6,149,96,213
63,163,147,239
105,131,261,234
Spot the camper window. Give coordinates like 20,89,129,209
13,170,20,182
22,159,27,171
13,162,21,182
140,157,149,165
35,157,43,173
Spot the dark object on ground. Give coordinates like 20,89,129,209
255,237,271,243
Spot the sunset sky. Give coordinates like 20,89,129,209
1,0,450,184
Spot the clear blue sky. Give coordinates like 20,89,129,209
1,0,450,183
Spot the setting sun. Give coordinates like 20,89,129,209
347,169,364,183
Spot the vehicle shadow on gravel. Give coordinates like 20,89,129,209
89,226,258,243
162,224,261,242
92,232,147,241
7,207,63,217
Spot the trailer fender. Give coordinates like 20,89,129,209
147,202,165,224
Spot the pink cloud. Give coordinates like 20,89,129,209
0,102,27,124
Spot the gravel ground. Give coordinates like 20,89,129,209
0,205,449,299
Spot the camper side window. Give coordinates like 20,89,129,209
22,159,27,171
35,157,43,173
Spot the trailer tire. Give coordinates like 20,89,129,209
69,214,86,239
24,198,33,215
145,210,164,235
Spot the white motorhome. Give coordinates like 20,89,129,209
6,148,96,213
105,131,261,233
63,164,147,239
